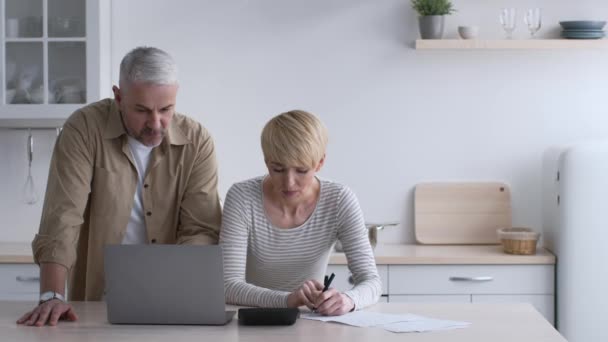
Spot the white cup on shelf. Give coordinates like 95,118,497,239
458,26,479,39
6,18,19,38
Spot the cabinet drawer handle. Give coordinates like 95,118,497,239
449,276,493,282
16,276,40,283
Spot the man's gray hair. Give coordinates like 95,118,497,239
119,46,178,87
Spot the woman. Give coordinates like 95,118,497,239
220,110,380,316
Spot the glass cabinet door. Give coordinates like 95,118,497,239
49,42,86,104
3,0,87,106
5,42,43,104
5,0,42,38
48,0,86,104
48,0,85,38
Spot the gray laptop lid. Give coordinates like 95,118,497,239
104,244,234,325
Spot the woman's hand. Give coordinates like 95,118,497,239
287,279,324,309
313,288,355,316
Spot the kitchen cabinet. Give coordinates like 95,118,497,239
472,294,554,324
388,265,553,294
389,264,554,325
0,263,39,301
0,0,103,124
326,264,389,304
326,264,389,296
390,295,471,303
327,263,555,325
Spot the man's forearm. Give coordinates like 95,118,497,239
39,262,68,295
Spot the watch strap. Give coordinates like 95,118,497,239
39,291,65,305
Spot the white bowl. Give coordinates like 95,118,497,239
458,26,479,39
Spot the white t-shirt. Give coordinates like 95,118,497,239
122,136,154,244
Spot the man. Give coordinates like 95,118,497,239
17,47,222,326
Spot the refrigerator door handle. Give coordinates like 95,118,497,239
449,276,494,282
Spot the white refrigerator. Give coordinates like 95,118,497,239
543,142,608,342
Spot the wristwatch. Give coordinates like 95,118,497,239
39,291,65,305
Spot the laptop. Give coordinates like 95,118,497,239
104,244,235,325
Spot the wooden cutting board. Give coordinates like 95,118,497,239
414,182,511,244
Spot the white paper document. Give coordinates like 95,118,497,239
301,311,424,327
301,311,471,333
381,318,471,333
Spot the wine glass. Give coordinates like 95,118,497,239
524,8,542,38
500,8,517,39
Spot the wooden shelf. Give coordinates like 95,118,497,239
415,39,608,50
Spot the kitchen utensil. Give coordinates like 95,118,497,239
559,20,606,30
21,16,42,37
52,77,84,104
6,59,16,87
365,222,399,249
29,85,44,104
56,85,84,103
334,222,399,252
524,8,542,37
500,8,517,39
561,27,605,32
12,65,40,104
23,129,38,205
458,26,479,39
561,31,605,39
12,88,31,104
5,89,16,104
49,16,83,37
6,18,19,38
414,182,511,244
497,227,540,255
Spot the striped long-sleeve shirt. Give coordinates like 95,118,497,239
219,176,381,309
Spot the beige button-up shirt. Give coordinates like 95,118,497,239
32,99,222,300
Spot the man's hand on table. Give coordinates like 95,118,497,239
17,299,78,326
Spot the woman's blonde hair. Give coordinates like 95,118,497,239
261,110,328,168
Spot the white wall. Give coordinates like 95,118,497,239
1,0,608,243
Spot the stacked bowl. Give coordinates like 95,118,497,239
560,20,606,39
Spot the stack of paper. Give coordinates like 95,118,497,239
381,318,471,333
301,311,471,333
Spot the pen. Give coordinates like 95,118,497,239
322,272,335,292
312,273,336,312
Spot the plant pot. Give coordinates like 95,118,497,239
418,15,445,39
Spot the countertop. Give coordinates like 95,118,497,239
0,242,33,263
330,244,555,265
1,301,565,342
0,242,556,265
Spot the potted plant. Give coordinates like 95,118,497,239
412,0,456,39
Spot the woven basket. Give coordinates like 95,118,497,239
497,228,540,255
